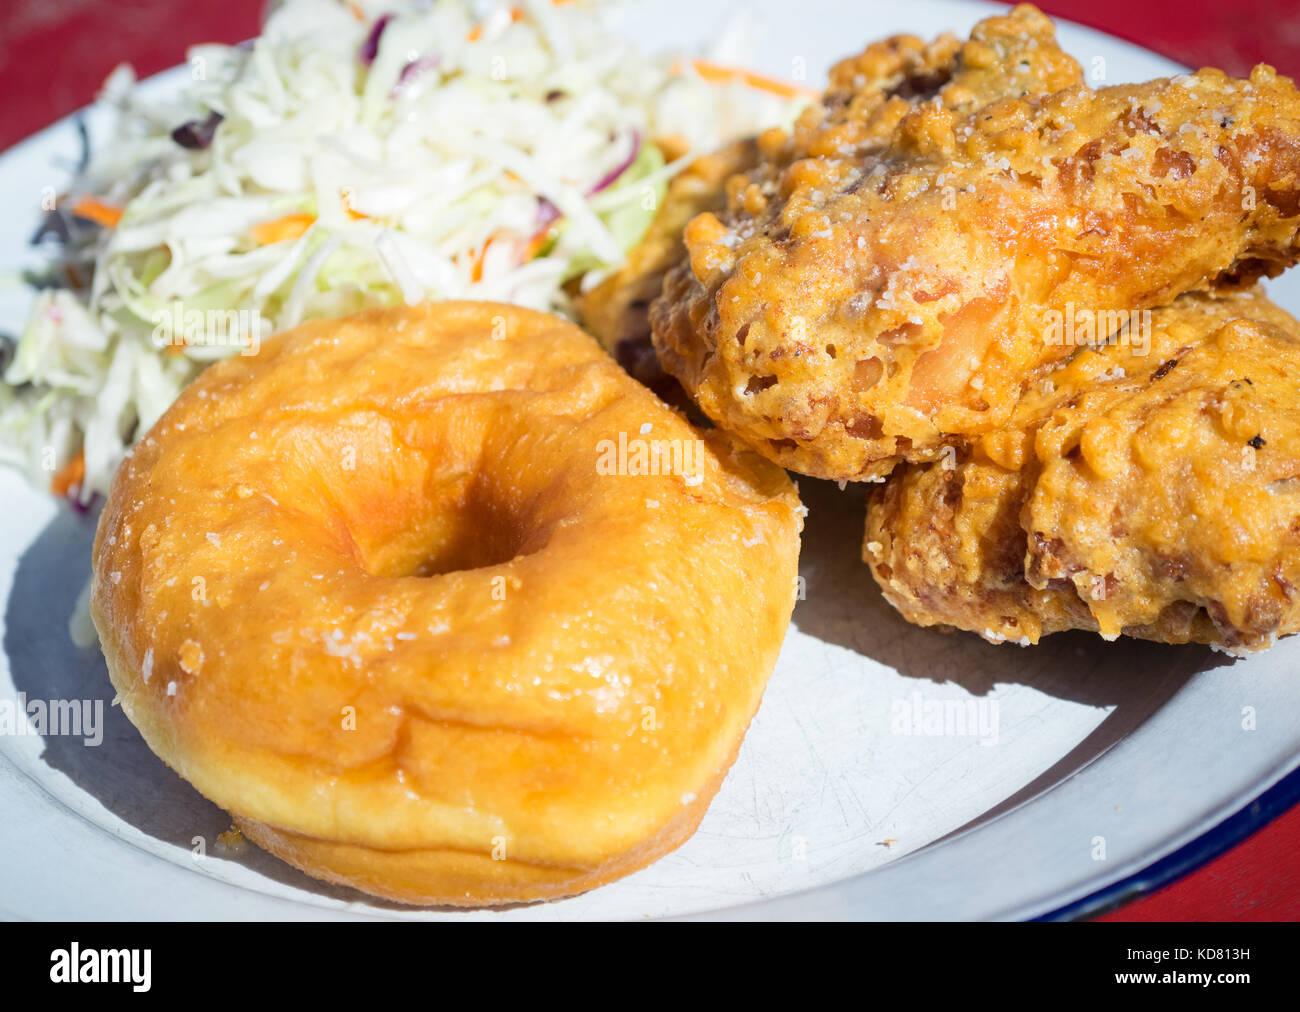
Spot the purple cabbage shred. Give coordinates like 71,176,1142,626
171,111,224,150
360,14,395,65
588,130,643,195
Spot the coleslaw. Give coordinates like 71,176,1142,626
1,0,809,504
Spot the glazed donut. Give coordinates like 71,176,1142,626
91,301,803,906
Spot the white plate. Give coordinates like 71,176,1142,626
3,0,1299,921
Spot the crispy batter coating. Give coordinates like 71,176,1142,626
652,4,1300,481
578,139,760,359
865,287,1300,653
575,138,760,403
585,4,1078,400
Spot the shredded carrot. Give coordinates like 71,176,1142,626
521,224,555,263
341,189,368,221
347,1,366,20
470,237,495,282
521,234,548,263
468,7,522,42
70,197,124,229
471,222,556,279
251,213,316,246
677,59,818,100
51,450,85,498
467,0,572,42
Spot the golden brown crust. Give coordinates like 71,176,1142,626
91,301,803,906
574,139,761,409
653,4,1300,482
866,288,1300,653
577,139,761,359
578,6,1066,397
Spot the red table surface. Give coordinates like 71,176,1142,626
2,0,1298,922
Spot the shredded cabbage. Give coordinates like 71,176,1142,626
3,0,806,503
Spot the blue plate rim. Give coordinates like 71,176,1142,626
1038,765,1300,920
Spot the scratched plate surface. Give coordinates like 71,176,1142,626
3,0,1300,921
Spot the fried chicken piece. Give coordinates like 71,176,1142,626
652,4,1300,482
865,287,1300,654
582,2,1080,398
576,138,760,402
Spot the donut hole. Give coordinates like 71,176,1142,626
352,470,537,580
280,417,535,580
389,477,531,579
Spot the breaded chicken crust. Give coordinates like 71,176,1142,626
575,138,760,403
578,139,761,360
589,4,1079,402
866,287,1300,653
652,4,1300,482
